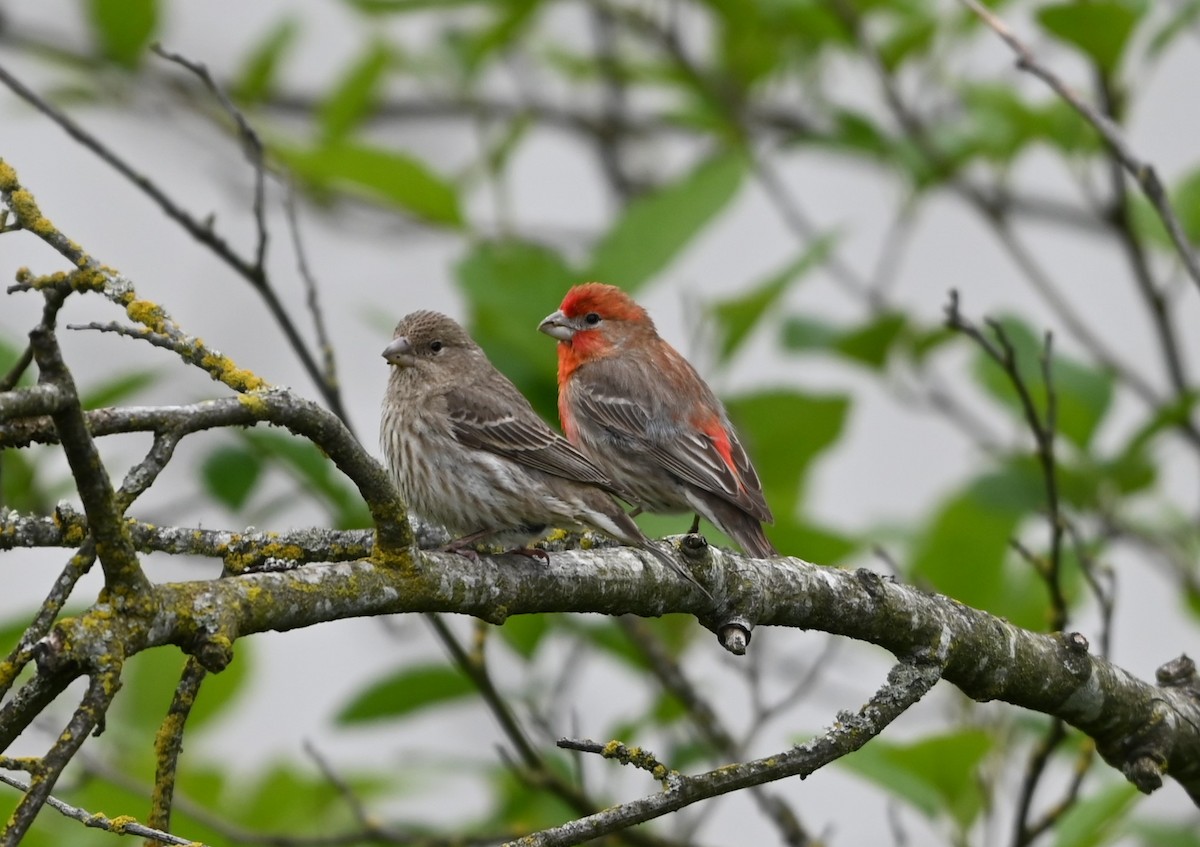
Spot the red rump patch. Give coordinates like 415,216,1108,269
696,415,740,484
560,283,648,323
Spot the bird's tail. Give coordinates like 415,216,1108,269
607,509,713,600
641,537,713,601
695,494,778,559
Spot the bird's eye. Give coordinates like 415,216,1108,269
584,312,601,325
429,340,443,353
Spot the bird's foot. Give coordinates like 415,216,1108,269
439,538,484,561
505,546,551,563
687,513,702,536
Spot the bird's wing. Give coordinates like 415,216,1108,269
445,379,622,492
571,374,773,523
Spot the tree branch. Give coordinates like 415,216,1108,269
513,660,942,846
958,0,1200,298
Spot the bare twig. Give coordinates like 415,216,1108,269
511,661,942,847
959,0,1200,296
0,60,346,423
0,773,203,846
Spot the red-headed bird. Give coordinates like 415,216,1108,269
381,310,711,596
539,283,777,558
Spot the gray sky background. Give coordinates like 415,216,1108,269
2,1,1199,842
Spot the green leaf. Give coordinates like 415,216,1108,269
451,0,541,75
1128,820,1200,847
232,19,300,105
320,41,392,143
838,729,992,826
835,312,908,368
780,315,842,351
1149,0,1200,57
337,663,476,723
1166,166,1200,244
725,391,850,522
1,449,45,513
652,690,688,724
487,758,579,831
584,152,748,291
766,518,857,565
908,325,958,362
0,337,30,388
279,142,463,227
1052,782,1141,847
79,369,159,409
1122,391,1200,455
1053,357,1116,449
710,236,836,361
112,643,251,737
781,311,910,371
500,614,550,659
456,239,576,421
187,644,252,731
1130,166,1200,248
343,0,492,11
0,611,38,661
240,431,372,529
1036,1,1146,74
201,446,262,511
879,14,936,71
87,0,158,69
911,469,1032,618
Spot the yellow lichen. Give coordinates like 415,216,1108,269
237,393,270,416
199,353,268,392
0,160,19,191
125,299,169,333
68,267,107,292
107,815,137,832
7,188,53,236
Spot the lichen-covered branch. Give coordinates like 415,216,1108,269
27,323,149,595
0,773,204,846
147,658,207,840
515,661,943,846
2,545,1196,803
0,385,411,556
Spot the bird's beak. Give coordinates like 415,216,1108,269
538,310,574,341
382,335,414,367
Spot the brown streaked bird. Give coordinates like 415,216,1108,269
380,309,711,596
539,283,777,558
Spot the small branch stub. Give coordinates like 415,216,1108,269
1125,753,1166,794
719,616,752,656
1157,654,1198,692
1064,632,1089,654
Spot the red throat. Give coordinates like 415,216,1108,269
555,330,610,382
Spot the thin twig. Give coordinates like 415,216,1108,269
509,661,943,847
0,59,342,421
151,44,270,273
0,773,203,846
958,0,1200,296
284,185,341,400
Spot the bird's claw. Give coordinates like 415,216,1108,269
440,542,481,562
506,547,551,563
